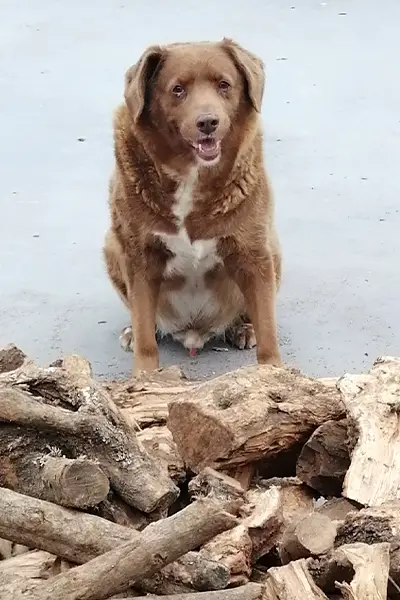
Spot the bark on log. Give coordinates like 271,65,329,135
167,365,344,472
0,351,179,512
296,419,350,496
0,488,231,594
6,499,237,600
123,583,264,600
279,513,337,564
264,559,329,599
0,425,109,508
200,487,282,585
338,357,400,506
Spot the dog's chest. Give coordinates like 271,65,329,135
158,168,221,279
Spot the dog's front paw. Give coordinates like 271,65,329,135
119,325,133,352
226,322,257,350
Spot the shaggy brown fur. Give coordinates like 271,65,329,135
104,38,282,374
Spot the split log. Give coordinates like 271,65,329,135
5,498,237,600
0,550,62,580
137,426,186,485
123,584,264,600
0,487,231,594
316,498,358,524
279,513,337,564
200,486,282,585
296,420,350,496
168,365,344,472
255,477,315,527
338,357,400,506
106,366,194,428
264,558,329,599
335,503,400,591
0,351,179,512
309,543,390,599
0,425,109,508
188,468,245,504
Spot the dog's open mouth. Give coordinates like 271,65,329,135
191,138,221,162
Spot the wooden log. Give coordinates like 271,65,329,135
296,420,350,496
118,583,264,600
338,356,400,506
0,487,231,594
167,365,344,472
107,366,194,428
0,351,179,512
255,477,315,527
0,344,27,373
264,559,329,599
335,503,400,592
188,468,245,504
200,486,283,585
0,425,109,508
6,498,237,600
309,543,390,600
279,513,337,564
92,491,162,531
137,425,186,485
0,550,62,580
316,498,358,524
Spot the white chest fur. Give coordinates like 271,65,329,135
156,167,223,337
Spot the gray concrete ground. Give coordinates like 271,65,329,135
1,0,399,380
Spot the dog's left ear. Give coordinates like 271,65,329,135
222,39,265,112
124,45,165,123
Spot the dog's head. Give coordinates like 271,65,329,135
124,39,265,166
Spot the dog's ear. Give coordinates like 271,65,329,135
222,39,265,113
124,45,164,123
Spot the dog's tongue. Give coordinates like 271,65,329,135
196,139,220,161
189,348,197,357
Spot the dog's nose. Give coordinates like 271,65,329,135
196,114,219,135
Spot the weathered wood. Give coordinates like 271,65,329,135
335,503,400,592
316,498,359,525
0,351,179,512
279,513,337,564
188,468,245,504
0,488,232,594
107,366,194,428
137,425,186,485
168,365,344,472
0,426,109,508
256,477,315,527
0,344,27,373
264,559,329,599
93,491,162,531
338,357,400,506
200,486,282,585
121,583,264,600
337,543,390,599
0,550,63,580
7,499,237,600
296,419,350,496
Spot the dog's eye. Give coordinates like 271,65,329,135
172,84,185,98
218,80,230,91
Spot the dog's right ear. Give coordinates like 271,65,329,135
124,45,164,123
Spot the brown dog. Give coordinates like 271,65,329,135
104,38,282,374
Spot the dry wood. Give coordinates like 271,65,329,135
93,491,163,530
335,502,400,592
6,498,237,600
137,425,186,485
296,419,350,496
255,477,315,527
107,366,194,428
200,486,282,585
338,356,400,506
168,365,344,472
316,498,359,525
279,513,337,564
188,468,245,504
0,425,109,508
0,550,63,580
0,351,179,512
124,583,264,600
264,558,329,599
335,543,390,600
0,487,232,594
0,344,27,373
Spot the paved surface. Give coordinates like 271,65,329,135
1,0,399,380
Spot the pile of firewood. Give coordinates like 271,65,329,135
1,343,400,600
